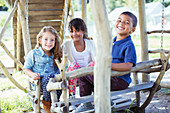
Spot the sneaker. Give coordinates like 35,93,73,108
69,105,77,112
73,102,94,113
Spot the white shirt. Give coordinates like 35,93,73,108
71,40,91,67
62,39,96,67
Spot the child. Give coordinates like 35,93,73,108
74,11,137,112
111,11,137,90
62,18,95,109
23,26,62,113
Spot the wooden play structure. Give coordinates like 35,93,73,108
0,0,170,113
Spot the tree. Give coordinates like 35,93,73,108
105,0,126,13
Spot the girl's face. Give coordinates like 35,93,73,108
69,26,84,42
115,14,135,37
39,31,55,52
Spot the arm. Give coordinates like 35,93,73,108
23,50,40,80
23,69,40,80
111,62,133,71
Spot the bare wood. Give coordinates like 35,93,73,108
81,0,87,23
65,59,162,80
133,72,140,108
138,0,149,82
139,52,170,112
17,6,21,70
59,0,70,41
29,21,61,27
55,54,69,112
28,4,64,10
160,82,170,89
52,82,154,107
35,80,41,113
19,0,32,56
0,60,27,92
91,0,112,112
69,0,74,20
147,30,170,34
47,81,63,91
29,10,63,16
29,16,62,22
29,0,64,4
29,26,60,34
0,41,23,69
149,49,170,54
27,76,39,85
0,0,18,41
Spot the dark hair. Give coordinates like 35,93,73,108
121,11,137,27
69,18,89,39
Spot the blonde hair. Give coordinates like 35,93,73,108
35,26,62,65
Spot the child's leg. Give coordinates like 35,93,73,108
41,74,62,112
110,77,129,91
67,62,80,97
79,61,95,97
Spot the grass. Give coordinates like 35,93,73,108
132,35,170,61
0,70,32,113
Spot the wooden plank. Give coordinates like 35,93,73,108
138,0,149,82
54,82,154,106
28,3,64,10
29,22,61,28
29,0,64,4
29,26,60,34
29,10,63,16
112,101,137,111
29,16,62,22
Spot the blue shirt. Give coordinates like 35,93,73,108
23,47,59,76
112,35,137,84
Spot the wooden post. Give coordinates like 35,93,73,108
0,60,27,92
59,0,69,41
82,0,87,23
0,0,18,41
91,0,112,113
138,0,149,82
18,0,32,56
17,4,22,70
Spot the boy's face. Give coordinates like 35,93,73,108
115,14,135,37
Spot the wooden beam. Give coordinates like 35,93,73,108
28,3,64,10
64,59,162,80
17,5,22,70
147,30,170,34
19,0,32,56
28,0,64,4
0,0,18,41
81,0,87,23
91,0,112,112
0,60,27,92
138,0,149,83
0,41,23,69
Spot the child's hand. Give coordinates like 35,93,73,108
33,73,40,80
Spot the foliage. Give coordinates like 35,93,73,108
0,0,6,6
0,94,32,113
0,0,8,11
163,1,170,7
0,16,11,28
124,0,138,9
105,0,126,13
0,70,32,112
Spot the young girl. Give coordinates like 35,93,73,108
62,18,95,111
23,26,62,113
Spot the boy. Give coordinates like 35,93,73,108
74,11,137,112
111,11,137,90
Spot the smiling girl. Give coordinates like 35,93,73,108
23,26,62,113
